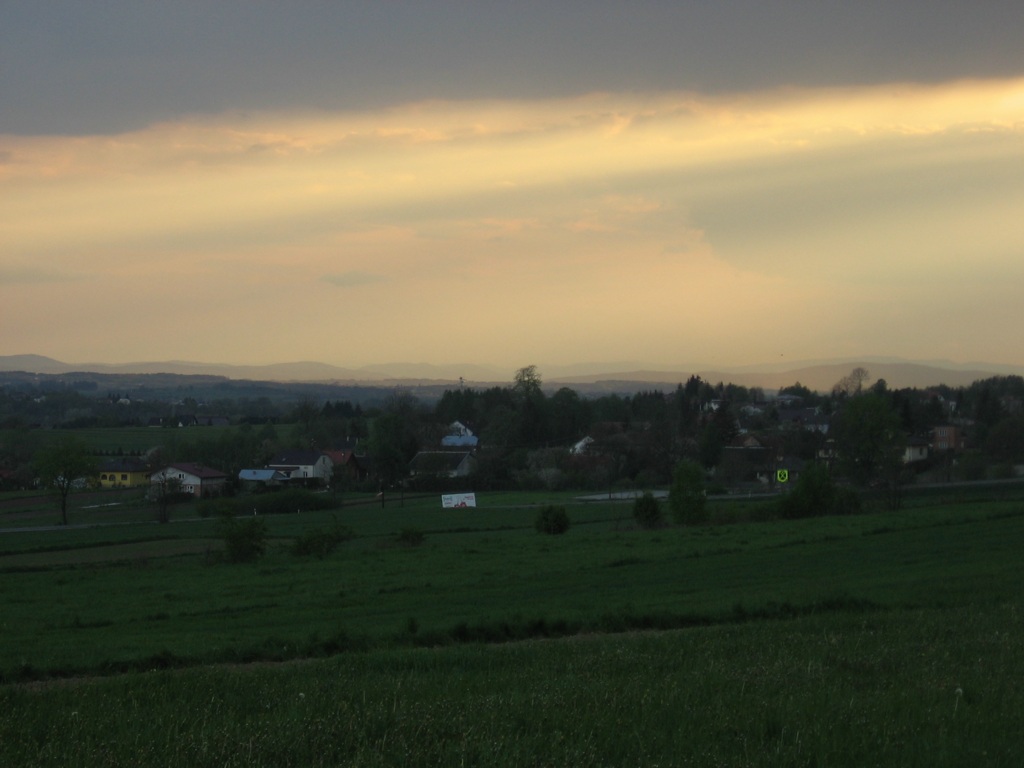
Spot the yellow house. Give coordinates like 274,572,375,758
97,457,151,488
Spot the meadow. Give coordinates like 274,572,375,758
1,487,1022,765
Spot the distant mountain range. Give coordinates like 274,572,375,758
2,354,1021,393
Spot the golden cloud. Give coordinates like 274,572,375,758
4,77,1024,366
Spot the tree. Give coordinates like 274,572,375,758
548,387,590,444
831,393,905,506
34,437,98,525
972,383,1006,444
777,463,862,519
435,387,478,426
291,398,323,448
535,504,570,535
512,365,548,447
699,404,737,468
513,365,543,401
669,460,707,525
985,415,1024,463
832,367,871,398
152,475,183,524
778,463,831,519
218,513,268,563
632,491,664,529
368,392,425,485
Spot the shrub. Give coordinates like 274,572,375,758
198,496,239,519
669,461,707,525
633,491,664,529
218,514,268,563
535,504,570,535
291,517,356,558
253,489,337,516
778,464,833,519
777,464,861,518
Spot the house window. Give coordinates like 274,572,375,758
121,474,128,481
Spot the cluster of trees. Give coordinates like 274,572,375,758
364,366,757,490
375,367,1024,500
11,365,1024,524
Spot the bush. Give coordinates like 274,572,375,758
217,514,268,563
291,517,355,558
253,489,336,516
669,461,707,525
633,492,664,529
535,504,570,535
198,496,240,519
777,464,860,518
778,464,832,519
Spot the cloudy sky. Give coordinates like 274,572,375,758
3,2,1023,376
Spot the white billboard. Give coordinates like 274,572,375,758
441,493,477,508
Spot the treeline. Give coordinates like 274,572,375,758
4,365,1024,497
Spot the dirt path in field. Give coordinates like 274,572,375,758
0,538,219,568
0,487,140,515
0,488,151,532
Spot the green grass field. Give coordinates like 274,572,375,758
1,489,1022,765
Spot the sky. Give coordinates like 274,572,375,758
3,2,1024,377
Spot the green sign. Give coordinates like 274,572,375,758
776,469,789,484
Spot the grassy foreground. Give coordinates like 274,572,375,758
2,604,1018,766
1,490,1023,765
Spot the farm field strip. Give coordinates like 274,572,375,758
2,490,1023,765
2,496,1023,682
2,601,1019,766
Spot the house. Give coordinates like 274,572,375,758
0,468,22,491
718,434,778,487
441,421,479,448
238,468,289,491
97,457,151,488
321,448,366,481
409,451,477,478
776,406,830,434
150,463,227,498
194,416,231,427
266,451,333,486
930,425,965,452
775,394,804,408
570,436,595,455
441,433,479,448
902,436,929,464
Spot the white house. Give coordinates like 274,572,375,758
441,421,479,448
150,463,227,498
266,451,333,485
238,468,289,490
570,436,595,455
902,437,929,464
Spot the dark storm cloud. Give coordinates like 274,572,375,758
3,1,1024,135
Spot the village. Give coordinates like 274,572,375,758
10,366,1023,509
